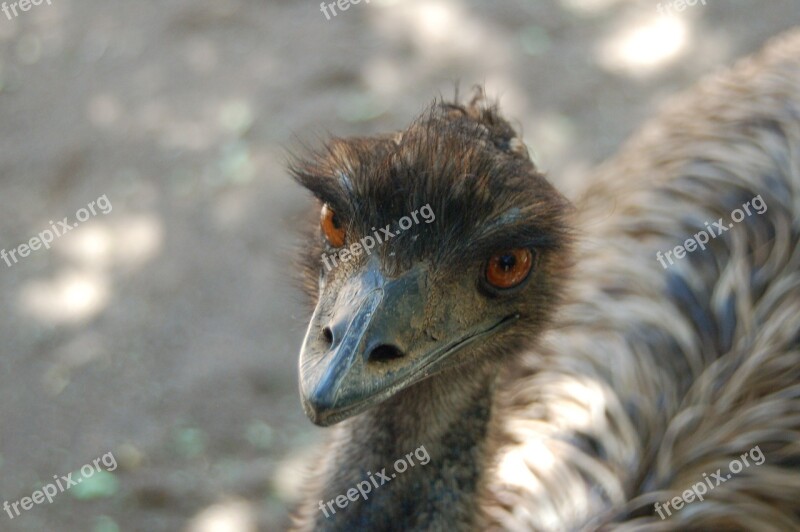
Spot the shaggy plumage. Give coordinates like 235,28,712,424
290,29,800,531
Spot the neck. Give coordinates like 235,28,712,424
302,362,499,531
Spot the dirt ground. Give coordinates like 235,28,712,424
0,1,797,530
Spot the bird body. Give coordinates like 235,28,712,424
291,29,800,531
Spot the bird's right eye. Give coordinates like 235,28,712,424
485,248,534,290
321,204,346,248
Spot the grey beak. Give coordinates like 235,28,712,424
299,259,426,425
298,259,518,426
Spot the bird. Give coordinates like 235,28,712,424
288,28,800,531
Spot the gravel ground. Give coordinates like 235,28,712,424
0,1,797,530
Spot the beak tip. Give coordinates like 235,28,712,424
301,387,337,426
302,402,337,427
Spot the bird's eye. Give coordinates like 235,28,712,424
321,204,346,248
485,248,534,289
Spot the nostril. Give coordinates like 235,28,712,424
367,344,405,362
321,326,334,346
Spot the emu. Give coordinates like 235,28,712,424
290,29,800,530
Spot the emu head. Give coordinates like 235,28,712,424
292,96,572,426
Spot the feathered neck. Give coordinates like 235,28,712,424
296,361,501,531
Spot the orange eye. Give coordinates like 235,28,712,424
321,204,346,248
485,249,534,289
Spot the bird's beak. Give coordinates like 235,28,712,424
298,259,517,426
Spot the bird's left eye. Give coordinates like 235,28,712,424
321,204,346,247
485,248,534,289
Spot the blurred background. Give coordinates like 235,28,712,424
0,0,797,530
